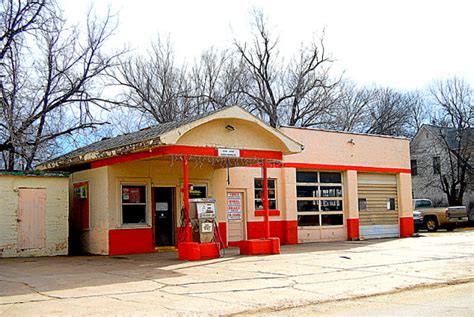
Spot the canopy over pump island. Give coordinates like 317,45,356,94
38,106,414,260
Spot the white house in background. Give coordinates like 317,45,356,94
410,124,473,213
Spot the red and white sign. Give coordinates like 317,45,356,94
227,192,242,221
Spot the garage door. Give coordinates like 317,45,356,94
357,173,399,239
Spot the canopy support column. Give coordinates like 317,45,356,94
262,159,270,239
182,155,192,242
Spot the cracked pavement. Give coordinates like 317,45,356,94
0,231,473,316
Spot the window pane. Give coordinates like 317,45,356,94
297,186,318,197
320,186,342,197
321,214,343,226
268,189,276,199
254,179,275,189
358,198,368,211
269,200,277,210
297,200,319,212
387,198,396,211
298,215,320,226
411,159,418,176
255,189,263,199
320,172,342,183
123,205,146,224
296,171,318,183
320,200,343,211
122,186,146,203
415,200,432,208
268,179,275,189
433,156,441,174
255,199,277,210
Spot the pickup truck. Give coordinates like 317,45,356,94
413,199,468,232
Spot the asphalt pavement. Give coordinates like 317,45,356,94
0,231,473,316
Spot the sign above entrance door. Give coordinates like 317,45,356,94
217,148,240,157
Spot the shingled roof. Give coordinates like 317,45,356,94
37,106,304,171
423,124,474,149
56,109,221,161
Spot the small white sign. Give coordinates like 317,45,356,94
156,202,168,211
201,222,213,233
218,148,240,157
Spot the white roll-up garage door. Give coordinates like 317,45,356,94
357,173,399,239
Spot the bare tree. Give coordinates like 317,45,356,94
188,48,246,112
0,0,51,60
327,81,373,132
234,11,337,127
0,3,124,170
429,77,473,206
363,87,417,136
110,37,192,124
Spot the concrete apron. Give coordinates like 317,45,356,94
0,231,473,316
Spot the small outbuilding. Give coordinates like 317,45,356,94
0,171,69,257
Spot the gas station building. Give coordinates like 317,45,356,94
38,106,414,259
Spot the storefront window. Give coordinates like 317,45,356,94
122,185,147,224
298,215,320,226
254,178,277,210
296,171,344,227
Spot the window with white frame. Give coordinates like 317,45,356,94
121,184,147,224
254,178,277,210
296,171,344,227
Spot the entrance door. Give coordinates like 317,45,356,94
18,188,46,249
154,187,175,246
226,191,245,243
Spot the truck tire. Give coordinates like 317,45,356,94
425,217,438,232
446,224,455,232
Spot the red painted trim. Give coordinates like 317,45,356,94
240,238,280,255
218,222,228,248
399,216,414,238
177,242,220,261
240,149,282,160
246,162,410,174
346,218,359,240
90,145,282,168
182,156,192,242
254,209,280,217
262,160,270,239
282,162,411,174
247,220,298,245
109,228,154,255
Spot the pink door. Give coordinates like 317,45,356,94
18,188,46,249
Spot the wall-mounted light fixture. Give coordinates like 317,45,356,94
348,138,356,145
225,124,235,131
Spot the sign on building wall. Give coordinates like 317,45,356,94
218,148,241,157
227,192,242,221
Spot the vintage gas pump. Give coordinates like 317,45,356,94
189,198,217,243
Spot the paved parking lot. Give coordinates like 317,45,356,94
1,231,473,316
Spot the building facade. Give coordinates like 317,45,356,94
0,171,69,257
39,106,414,256
411,125,473,213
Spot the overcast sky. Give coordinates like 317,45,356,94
60,0,474,91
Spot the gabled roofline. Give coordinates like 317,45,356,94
37,106,303,171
